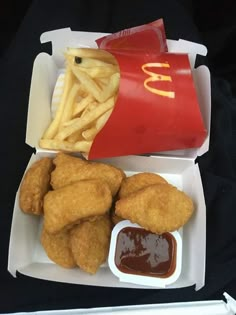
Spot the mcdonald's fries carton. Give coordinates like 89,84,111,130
26,20,208,159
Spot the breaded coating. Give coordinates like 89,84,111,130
19,157,53,215
51,153,125,196
44,179,112,234
41,226,76,268
119,172,167,199
70,215,112,274
113,172,167,224
115,184,194,234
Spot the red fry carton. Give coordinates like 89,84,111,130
87,20,207,159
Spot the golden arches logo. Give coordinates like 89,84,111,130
142,62,175,98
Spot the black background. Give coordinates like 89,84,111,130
1,0,236,313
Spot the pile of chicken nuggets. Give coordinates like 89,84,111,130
19,152,194,274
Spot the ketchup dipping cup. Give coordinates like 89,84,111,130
108,220,182,288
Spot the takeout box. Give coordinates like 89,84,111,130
8,25,211,290
9,152,207,289
26,21,208,159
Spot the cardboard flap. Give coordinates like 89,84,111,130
25,53,58,149
8,192,39,277
8,156,41,277
3,294,235,314
40,28,107,67
181,164,206,290
167,39,207,69
193,65,211,157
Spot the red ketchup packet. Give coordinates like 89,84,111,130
96,19,167,53
88,19,207,159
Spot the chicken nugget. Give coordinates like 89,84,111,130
51,153,125,196
19,157,53,215
119,172,167,199
70,215,112,274
44,179,112,233
41,226,76,268
112,172,167,224
115,184,194,234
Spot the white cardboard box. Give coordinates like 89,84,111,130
8,29,211,291
1,293,236,314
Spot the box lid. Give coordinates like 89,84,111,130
25,28,210,160
2,293,235,314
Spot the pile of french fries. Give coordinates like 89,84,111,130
40,48,120,153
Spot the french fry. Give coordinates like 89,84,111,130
100,72,120,101
96,109,113,130
62,117,80,128
73,57,113,68
95,77,110,88
40,47,120,154
82,127,98,141
82,109,113,141
66,52,119,102
42,68,73,139
76,84,88,98
66,48,117,65
80,101,98,118
72,65,119,103
72,94,95,118
70,65,103,102
51,73,65,118
78,65,119,78
55,97,115,141
39,139,92,153
67,130,84,143
59,83,79,127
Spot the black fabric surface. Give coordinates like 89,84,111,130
1,0,236,313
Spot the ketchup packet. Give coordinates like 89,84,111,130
96,19,167,52
88,19,207,159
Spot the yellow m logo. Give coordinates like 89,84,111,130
142,62,175,98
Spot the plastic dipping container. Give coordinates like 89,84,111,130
108,220,182,288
